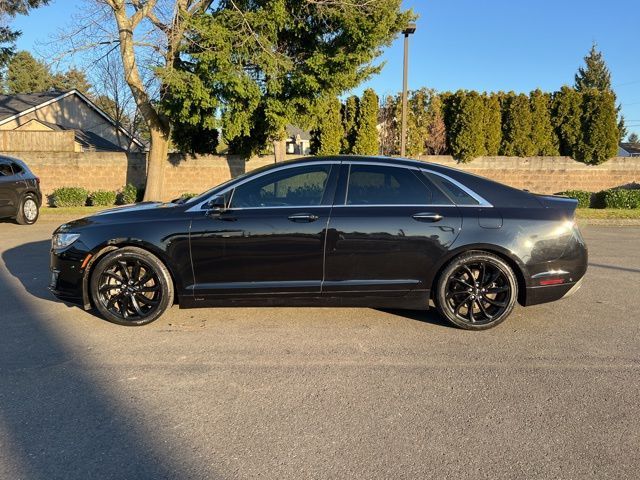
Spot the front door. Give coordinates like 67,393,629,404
323,163,462,296
189,162,339,298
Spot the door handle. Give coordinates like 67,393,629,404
288,213,319,222
412,212,443,222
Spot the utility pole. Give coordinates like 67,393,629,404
400,23,416,157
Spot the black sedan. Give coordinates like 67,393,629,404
0,155,42,225
50,156,587,330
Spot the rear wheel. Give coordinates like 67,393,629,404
435,252,518,330
90,247,173,326
16,194,39,225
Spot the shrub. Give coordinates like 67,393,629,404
603,188,640,209
51,187,88,207
88,190,117,207
180,192,198,200
561,190,592,208
117,184,138,205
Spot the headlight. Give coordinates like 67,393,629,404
52,233,81,250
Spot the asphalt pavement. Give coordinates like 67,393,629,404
1,218,638,479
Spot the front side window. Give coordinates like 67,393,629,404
230,164,332,208
0,162,13,177
346,164,451,206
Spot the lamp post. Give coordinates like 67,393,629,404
400,22,416,157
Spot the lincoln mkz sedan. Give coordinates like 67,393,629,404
50,156,587,330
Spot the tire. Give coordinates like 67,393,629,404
16,194,39,225
90,247,174,326
435,251,518,330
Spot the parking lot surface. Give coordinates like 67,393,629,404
1,219,639,479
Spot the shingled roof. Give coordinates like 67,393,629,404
0,91,69,122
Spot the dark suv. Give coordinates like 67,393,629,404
0,155,42,225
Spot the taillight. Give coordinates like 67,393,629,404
539,278,565,286
35,176,40,185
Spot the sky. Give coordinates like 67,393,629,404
10,0,640,137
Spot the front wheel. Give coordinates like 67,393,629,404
16,194,39,225
435,252,518,330
90,247,174,326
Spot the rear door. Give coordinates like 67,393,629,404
323,162,462,296
0,160,19,217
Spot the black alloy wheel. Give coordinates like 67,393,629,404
90,247,173,326
436,252,518,330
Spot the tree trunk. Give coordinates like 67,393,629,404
144,125,170,201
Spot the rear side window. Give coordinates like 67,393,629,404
424,172,480,206
346,164,451,206
10,162,24,174
0,162,13,176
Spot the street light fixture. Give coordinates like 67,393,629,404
400,22,416,157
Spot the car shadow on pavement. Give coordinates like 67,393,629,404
378,308,457,329
0,255,197,479
2,239,62,303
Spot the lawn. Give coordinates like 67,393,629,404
575,208,640,219
40,206,111,217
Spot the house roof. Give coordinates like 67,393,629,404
286,124,311,141
0,89,144,148
620,143,640,155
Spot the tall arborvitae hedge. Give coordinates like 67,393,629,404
576,89,619,164
501,93,535,156
311,96,344,155
352,88,380,155
530,89,559,155
447,90,487,162
484,93,502,155
341,95,359,154
552,86,583,158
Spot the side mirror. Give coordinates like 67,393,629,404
204,196,227,213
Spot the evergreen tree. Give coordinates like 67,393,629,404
312,96,344,155
341,95,359,153
51,68,92,93
628,132,639,144
0,1,49,68
378,94,400,155
449,90,487,162
484,93,502,155
575,43,625,141
576,89,619,165
425,94,447,155
501,93,534,156
352,88,379,155
406,87,432,157
530,89,559,155
552,86,583,158
6,50,51,93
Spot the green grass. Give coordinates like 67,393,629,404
575,208,640,219
40,206,111,217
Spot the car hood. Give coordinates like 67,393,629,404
55,202,187,233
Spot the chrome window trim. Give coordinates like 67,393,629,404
185,160,341,212
421,168,493,207
185,159,493,212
